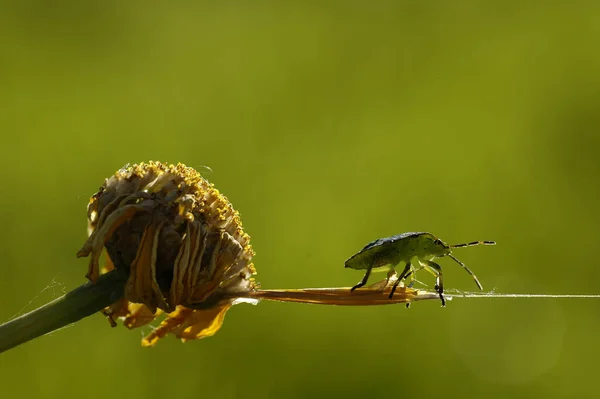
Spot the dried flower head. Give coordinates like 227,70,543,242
77,161,257,346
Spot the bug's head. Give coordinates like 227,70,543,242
430,237,452,257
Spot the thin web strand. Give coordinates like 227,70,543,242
443,289,600,300
7,273,66,321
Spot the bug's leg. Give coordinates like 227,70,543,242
421,260,445,307
401,265,425,307
389,262,412,299
448,254,483,290
404,270,417,308
384,269,397,287
402,264,425,283
350,262,374,292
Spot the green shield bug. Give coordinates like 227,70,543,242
345,232,495,306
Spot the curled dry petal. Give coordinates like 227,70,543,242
78,161,256,346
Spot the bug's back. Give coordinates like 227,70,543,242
345,232,429,271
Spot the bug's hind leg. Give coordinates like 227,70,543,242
389,262,412,299
350,263,373,292
421,260,446,307
404,268,418,308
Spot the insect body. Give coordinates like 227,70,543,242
345,232,495,306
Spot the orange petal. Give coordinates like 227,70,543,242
174,304,232,342
141,306,194,347
141,304,232,347
123,303,162,329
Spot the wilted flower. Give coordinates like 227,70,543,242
77,161,257,346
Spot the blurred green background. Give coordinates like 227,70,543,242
1,2,600,398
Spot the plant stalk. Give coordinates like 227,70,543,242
0,269,127,354
0,270,438,354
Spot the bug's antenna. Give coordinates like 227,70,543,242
448,254,483,290
450,241,496,248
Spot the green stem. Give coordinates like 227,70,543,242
0,269,126,354
0,269,442,354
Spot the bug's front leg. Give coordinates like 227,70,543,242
421,260,445,306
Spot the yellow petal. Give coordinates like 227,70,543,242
123,303,162,329
175,304,232,342
141,304,232,347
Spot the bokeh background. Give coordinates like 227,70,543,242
1,2,600,398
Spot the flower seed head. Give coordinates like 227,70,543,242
77,161,257,345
